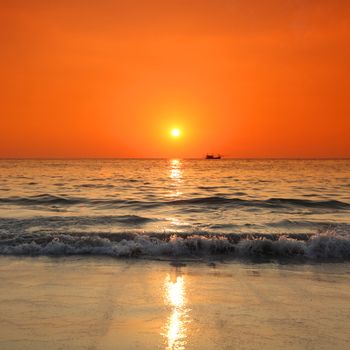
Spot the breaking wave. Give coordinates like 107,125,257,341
0,231,349,261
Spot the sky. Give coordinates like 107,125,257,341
1,0,349,158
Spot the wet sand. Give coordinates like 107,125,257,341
0,257,349,350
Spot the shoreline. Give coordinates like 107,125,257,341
1,256,349,350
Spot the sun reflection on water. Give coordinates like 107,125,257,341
169,159,182,183
165,158,189,348
168,159,183,199
163,273,190,350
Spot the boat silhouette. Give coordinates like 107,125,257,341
206,154,221,159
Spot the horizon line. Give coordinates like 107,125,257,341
0,157,349,161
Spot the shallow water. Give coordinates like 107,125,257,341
0,257,349,350
0,159,349,260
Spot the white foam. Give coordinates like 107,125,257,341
0,231,349,260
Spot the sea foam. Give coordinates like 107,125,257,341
0,231,349,261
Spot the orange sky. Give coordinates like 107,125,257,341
1,0,349,158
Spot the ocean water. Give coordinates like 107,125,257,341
1,159,350,350
0,159,349,261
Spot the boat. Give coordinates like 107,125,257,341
206,154,221,159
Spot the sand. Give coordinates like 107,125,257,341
0,257,349,350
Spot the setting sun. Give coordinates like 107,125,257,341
170,128,181,138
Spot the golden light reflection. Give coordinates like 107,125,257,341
167,159,187,231
168,217,189,228
167,159,183,199
163,273,190,350
169,159,182,182
167,274,185,308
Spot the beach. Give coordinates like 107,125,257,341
1,256,349,350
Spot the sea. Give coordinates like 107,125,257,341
0,158,349,261
1,159,350,350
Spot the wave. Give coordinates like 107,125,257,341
0,231,349,261
78,183,115,189
0,194,82,205
0,215,155,231
1,194,349,210
169,197,350,209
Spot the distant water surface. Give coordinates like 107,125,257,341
0,159,349,260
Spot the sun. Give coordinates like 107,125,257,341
170,128,181,138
